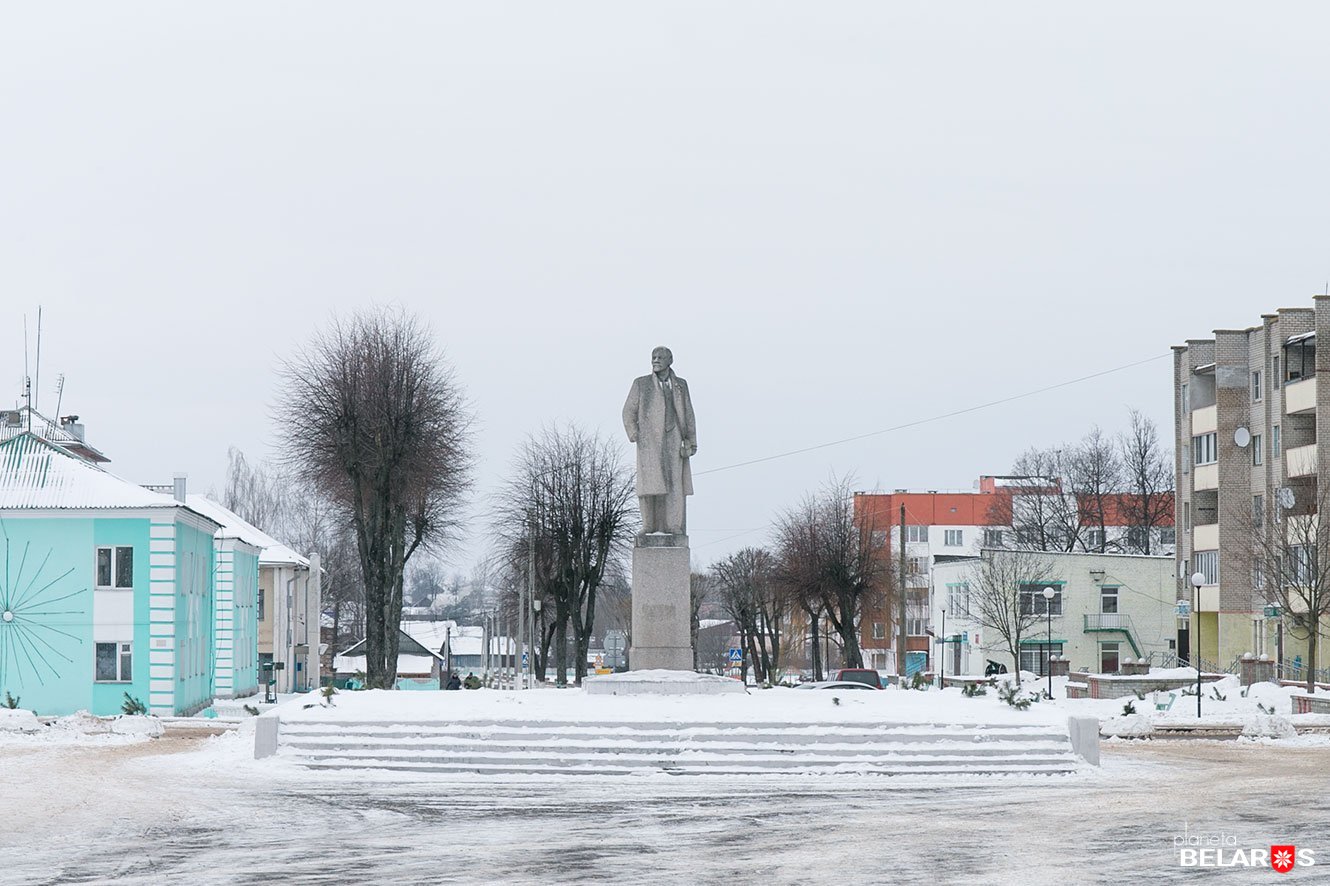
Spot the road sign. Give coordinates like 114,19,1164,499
1176,600,1191,617
727,648,743,663
522,652,529,667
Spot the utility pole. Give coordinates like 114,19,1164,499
897,503,908,682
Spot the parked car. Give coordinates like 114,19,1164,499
830,668,885,689
794,680,878,691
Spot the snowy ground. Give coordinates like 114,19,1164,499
4,675,1330,885
1,727,1328,884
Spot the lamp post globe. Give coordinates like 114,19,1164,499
1042,587,1055,697
1190,571,1205,718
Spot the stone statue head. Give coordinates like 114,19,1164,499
651,346,673,374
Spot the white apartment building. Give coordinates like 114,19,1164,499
931,551,1178,677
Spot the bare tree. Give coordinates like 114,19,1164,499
221,446,288,533
967,547,1056,685
989,448,1082,553
711,547,790,683
1239,485,1330,693
276,308,474,689
1068,426,1122,553
219,448,368,663
773,477,886,670
1118,409,1174,554
690,571,709,671
493,424,636,686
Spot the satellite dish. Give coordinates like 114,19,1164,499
1278,487,1296,510
1234,427,1251,448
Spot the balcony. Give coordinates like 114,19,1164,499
1193,463,1218,491
1287,443,1317,478
1285,376,1317,415
1192,523,1219,551
1194,586,1220,612
1190,404,1217,435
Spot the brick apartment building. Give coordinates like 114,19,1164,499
854,478,1175,674
1173,298,1330,676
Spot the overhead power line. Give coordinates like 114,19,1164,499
695,352,1170,478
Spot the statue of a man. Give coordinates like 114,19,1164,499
623,346,697,536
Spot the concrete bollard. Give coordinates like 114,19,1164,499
254,712,280,759
1068,716,1100,766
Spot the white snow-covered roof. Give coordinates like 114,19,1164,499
401,620,457,655
0,433,181,511
185,494,309,568
1287,331,1315,345
333,653,438,676
0,407,109,463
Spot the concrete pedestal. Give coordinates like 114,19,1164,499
630,534,693,672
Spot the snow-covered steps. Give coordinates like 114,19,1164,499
263,719,1088,776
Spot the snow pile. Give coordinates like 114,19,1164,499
277,684,1071,728
584,669,747,696
0,708,42,733
111,716,165,737
0,710,168,745
1100,714,1154,738
1240,715,1297,740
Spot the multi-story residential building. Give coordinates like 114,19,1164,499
185,494,320,695
1174,301,1329,673
0,433,222,716
854,478,1175,674
931,551,1178,677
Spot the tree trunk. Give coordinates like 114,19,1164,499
808,611,822,680
555,600,570,687
1306,629,1318,695
745,632,764,683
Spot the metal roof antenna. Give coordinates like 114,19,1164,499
54,373,65,420
34,306,41,415
22,313,30,430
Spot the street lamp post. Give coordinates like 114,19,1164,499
1191,571,1205,718
1042,587,1055,698
532,598,543,684
939,609,946,690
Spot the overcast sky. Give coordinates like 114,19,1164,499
4,3,1329,572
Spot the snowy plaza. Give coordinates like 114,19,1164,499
8,2,1330,884
4,678,1330,884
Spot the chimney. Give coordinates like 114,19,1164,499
173,473,187,503
60,415,85,441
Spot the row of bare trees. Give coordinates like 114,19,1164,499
994,409,1173,555
705,477,891,682
219,447,368,661
491,426,636,686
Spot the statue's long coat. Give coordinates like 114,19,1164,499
622,371,696,497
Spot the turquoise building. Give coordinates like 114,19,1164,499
184,495,266,700
0,433,222,717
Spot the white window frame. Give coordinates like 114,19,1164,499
1019,583,1062,616
1100,586,1119,614
872,622,885,640
1020,643,1064,675
1192,432,1217,466
904,525,928,543
1252,435,1263,466
982,529,1004,548
1273,425,1281,458
944,529,963,547
1252,370,1262,402
95,545,134,590
94,641,133,682
946,582,970,616
1194,550,1219,585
